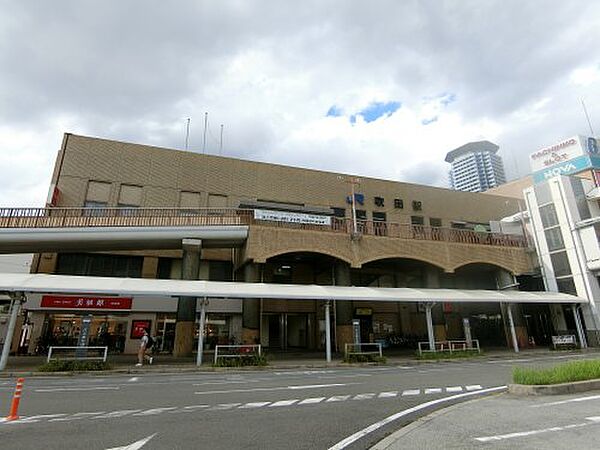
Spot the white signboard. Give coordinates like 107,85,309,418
254,209,331,226
529,136,586,173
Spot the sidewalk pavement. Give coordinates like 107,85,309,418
2,347,599,377
372,388,600,449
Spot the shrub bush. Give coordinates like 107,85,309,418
513,359,600,385
344,354,387,364
38,360,112,372
416,350,482,360
213,354,268,367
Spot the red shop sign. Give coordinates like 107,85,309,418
40,295,132,310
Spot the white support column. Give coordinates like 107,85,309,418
325,300,332,363
573,305,588,349
0,292,25,371
506,303,520,353
425,302,435,351
196,298,208,366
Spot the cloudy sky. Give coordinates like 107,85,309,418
2,0,600,207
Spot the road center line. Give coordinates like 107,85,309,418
475,417,600,442
328,386,507,450
35,386,121,392
531,394,600,408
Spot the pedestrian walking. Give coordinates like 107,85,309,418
136,328,154,366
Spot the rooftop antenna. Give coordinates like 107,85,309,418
202,112,208,154
581,98,595,136
219,124,224,155
184,118,191,150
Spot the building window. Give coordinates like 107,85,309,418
394,199,404,209
355,210,367,221
429,218,442,227
570,177,592,221
411,216,425,225
544,227,565,252
412,201,422,211
556,277,577,296
209,261,233,281
373,212,387,236
332,207,346,218
83,200,108,217
374,196,385,207
550,251,571,277
56,253,143,278
539,204,559,228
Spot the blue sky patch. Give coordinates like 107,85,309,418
326,105,344,117
357,101,401,123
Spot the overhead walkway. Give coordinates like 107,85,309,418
0,206,528,254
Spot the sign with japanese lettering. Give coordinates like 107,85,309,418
40,295,132,310
254,209,331,226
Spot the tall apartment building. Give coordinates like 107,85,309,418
446,141,507,193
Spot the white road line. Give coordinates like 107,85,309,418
465,385,482,391
424,388,442,394
326,395,350,402
10,414,67,423
401,389,420,396
35,386,120,392
378,392,398,398
195,382,351,395
128,377,139,382
446,387,463,393
192,380,261,386
239,402,271,409
298,397,326,405
92,410,141,419
105,433,157,450
353,393,376,400
269,399,299,407
133,407,178,416
50,412,106,422
211,403,242,410
170,405,210,413
328,386,507,450
475,417,600,442
531,394,600,408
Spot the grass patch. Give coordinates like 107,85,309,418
38,360,112,372
416,350,482,360
344,354,387,364
513,359,600,385
212,354,268,367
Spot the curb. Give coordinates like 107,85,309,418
509,378,600,396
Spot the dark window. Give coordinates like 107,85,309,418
157,258,173,279
56,253,143,278
332,207,346,218
83,200,108,217
355,210,367,221
544,227,565,252
539,204,558,228
550,251,571,277
394,199,404,209
373,212,386,222
374,196,385,207
571,177,591,220
430,218,442,227
209,261,233,281
556,277,577,296
373,212,387,236
411,216,425,225
116,204,139,216
412,201,422,211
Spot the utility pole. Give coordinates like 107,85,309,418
202,112,208,154
338,176,361,237
185,118,190,150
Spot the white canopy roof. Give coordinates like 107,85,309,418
0,273,585,304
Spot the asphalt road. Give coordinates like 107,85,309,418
0,353,597,450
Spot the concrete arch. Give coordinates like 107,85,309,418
261,248,353,266
360,254,448,272
450,260,515,275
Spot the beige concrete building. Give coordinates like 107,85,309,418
21,133,547,355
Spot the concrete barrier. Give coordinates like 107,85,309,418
509,378,600,395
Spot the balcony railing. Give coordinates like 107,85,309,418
0,207,527,248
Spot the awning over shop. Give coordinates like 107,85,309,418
0,273,586,304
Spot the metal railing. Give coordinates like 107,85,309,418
46,346,109,362
344,343,383,359
417,339,481,355
0,207,527,248
213,344,262,364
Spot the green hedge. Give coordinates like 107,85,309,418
213,354,268,367
344,354,387,364
513,359,600,385
38,360,112,372
416,350,482,360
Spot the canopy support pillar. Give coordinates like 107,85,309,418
425,302,436,352
325,300,332,363
506,303,519,353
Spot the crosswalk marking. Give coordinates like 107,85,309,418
269,399,299,407
299,397,326,405
326,395,351,402
466,385,482,391
402,389,420,396
424,388,442,394
379,391,398,398
446,386,463,393
239,402,271,409
353,393,376,400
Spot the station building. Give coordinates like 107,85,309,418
15,133,550,355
